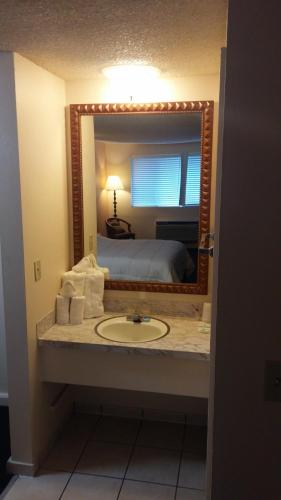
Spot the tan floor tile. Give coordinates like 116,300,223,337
62,413,99,441
183,426,207,454
91,416,140,444
76,441,132,478
143,409,185,424
102,405,142,419
3,470,70,500
178,453,206,490
137,421,184,450
119,479,175,499
176,487,206,499
61,473,121,500
42,433,85,472
126,446,180,485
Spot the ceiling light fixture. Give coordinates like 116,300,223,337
102,64,160,82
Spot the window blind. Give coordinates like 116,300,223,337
131,155,182,207
185,155,201,206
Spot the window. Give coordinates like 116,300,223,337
185,154,201,206
131,154,201,207
131,155,181,207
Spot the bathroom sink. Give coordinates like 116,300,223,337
95,315,170,343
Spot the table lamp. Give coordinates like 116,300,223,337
105,175,124,217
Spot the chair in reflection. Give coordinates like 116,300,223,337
105,217,135,239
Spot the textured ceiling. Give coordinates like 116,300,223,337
0,0,228,80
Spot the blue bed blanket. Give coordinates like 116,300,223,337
97,235,194,283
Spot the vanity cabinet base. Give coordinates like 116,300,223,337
39,346,209,398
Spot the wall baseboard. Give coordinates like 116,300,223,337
0,392,8,406
6,458,37,477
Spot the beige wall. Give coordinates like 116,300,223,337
95,141,108,235
12,53,72,467
97,141,200,239
208,1,281,498
66,73,219,299
81,116,97,255
0,52,32,464
66,74,220,106
0,243,8,404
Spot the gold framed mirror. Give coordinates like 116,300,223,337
70,101,213,294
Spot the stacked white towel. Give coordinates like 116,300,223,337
56,295,70,324
72,254,95,273
83,269,104,318
70,296,85,325
72,253,110,279
61,254,106,319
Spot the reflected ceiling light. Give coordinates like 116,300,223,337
102,64,160,82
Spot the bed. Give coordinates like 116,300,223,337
97,235,194,282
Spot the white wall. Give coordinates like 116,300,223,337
208,1,281,498
66,74,219,300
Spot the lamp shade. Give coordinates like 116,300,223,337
105,175,123,191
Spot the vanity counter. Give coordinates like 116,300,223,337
38,314,210,361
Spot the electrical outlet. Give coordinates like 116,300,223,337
89,235,94,251
34,260,41,281
265,361,281,402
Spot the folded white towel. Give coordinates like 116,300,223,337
102,267,110,280
62,271,86,296
56,295,70,324
84,269,104,318
60,280,77,298
70,296,85,325
72,254,96,273
72,253,109,279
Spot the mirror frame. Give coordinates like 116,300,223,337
70,100,214,294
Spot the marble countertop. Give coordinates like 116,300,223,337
37,313,211,361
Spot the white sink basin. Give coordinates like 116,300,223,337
95,315,170,343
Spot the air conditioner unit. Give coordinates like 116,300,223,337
155,220,199,243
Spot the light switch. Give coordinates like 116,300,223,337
265,361,281,402
34,260,41,281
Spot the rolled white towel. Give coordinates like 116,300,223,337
62,271,86,296
56,295,70,324
60,280,77,298
84,269,104,318
70,296,85,325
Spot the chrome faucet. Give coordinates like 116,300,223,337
126,313,151,323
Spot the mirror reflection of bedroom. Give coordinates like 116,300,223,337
82,112,203,284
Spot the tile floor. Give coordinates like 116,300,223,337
2,414,207,499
